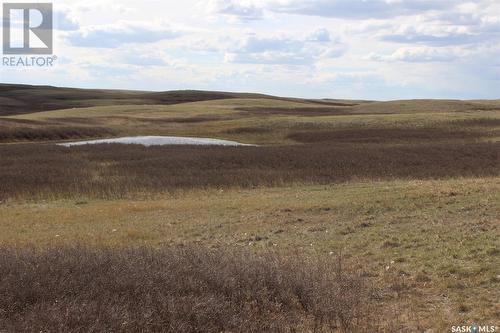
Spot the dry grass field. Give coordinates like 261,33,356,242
0,84,499,332
0,142,498,201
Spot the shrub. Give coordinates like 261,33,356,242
0,246,374,332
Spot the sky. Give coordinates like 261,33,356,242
1,0,500,100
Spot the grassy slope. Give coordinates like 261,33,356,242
348,99,500,114
3,98,500,145
11,98,323,119
1,178,498,330
0,84,498,146
0,83,346,116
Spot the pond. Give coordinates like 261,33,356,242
59,136,254,147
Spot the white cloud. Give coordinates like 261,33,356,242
224,29,344,65
203,0,469,21
306,29,332,42
3,0,500,99
205,0,265,21
268,0,461,20
377,1,500,46
382,27,479,46
55,11,80,31
66,21,182,48
369,46,464,62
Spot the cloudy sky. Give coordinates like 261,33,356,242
1,0,500,99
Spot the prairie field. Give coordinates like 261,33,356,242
0,84,499,332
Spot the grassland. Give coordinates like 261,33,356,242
0,83,284,116
2,89,499,145
0,142,498,201
0,84,499,332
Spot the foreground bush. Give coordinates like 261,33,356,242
0,246,374,332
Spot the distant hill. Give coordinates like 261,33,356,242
1,84,499,117
0,84,260,116
0,84,349,116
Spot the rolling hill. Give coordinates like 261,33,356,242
0,83,351,116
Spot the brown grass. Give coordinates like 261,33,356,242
236,107,354,116
287,127,494,143
0,246,375,332
0,142,497,200
0,84,294,116
225,126,274,134
449,118,500,127
126,115,233,124
0,118,52,125
0,126,116,142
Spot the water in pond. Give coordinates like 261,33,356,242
59,136,254,147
